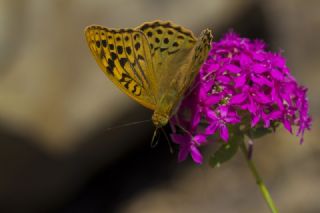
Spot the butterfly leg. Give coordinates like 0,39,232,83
150,128,160,148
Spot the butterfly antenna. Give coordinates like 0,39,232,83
177,124,193,138
151,128,160,148
106,119,151,131
160,128,174,154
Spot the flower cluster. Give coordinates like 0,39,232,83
170,32,312,164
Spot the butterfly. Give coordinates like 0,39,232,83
85,20,212,128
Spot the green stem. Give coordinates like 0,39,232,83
239,140,279,213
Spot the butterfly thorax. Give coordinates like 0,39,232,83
152,112,169,128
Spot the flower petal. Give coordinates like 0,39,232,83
178,145,190,162
190,145,203,164
220,125,229,142
171,134,190,144
252,64,267,73
224,64,241,73
230,93,247,104
194,134,207,144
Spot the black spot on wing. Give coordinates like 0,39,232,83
140,24,150,31
123,81,130,89
134,34,139,40
117,46,123,54
119,73,131,89
119,58,128,67
142,22,195,38
160,47,168,52
135,42,141,50
147,31,153,37
126,46,132,55
106,58,115,76
102,40,107,47
137,55,145,61
108,58,115,70
132,84,137,94
106,66,114,75
110,52,117,60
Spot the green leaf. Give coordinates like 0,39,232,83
209,135,241,168
249,127,272,139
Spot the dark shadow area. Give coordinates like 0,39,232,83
59,125,179,213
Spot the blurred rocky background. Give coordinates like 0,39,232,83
0,0,319,212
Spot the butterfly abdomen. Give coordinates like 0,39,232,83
152,87,183,127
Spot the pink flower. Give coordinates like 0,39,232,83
170,31,312,164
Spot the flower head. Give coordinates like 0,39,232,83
170,31,312,164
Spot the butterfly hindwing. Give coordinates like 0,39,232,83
136,21,197,82
85,26,157,110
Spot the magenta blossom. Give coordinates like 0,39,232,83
170,31,312,164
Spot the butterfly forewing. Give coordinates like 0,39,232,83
137,21,213,122
85,26,157,110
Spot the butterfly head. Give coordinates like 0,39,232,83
152,112,169,128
